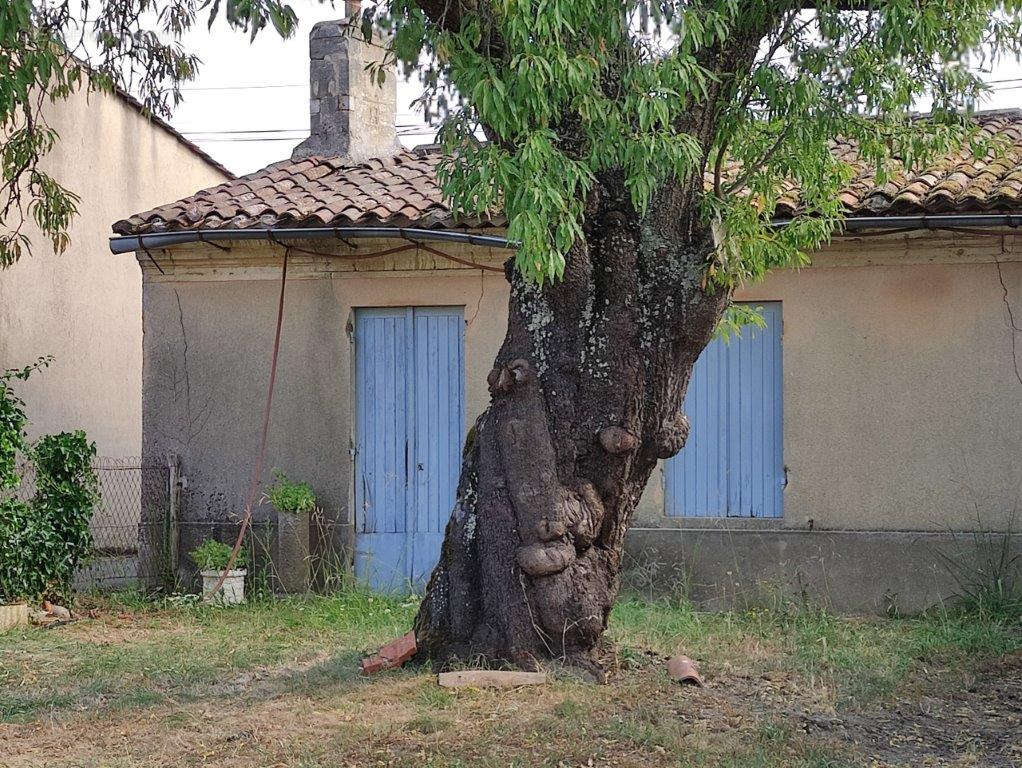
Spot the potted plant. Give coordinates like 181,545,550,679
190,539,247,605
264,471,316,594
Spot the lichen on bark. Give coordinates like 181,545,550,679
414,179,729,669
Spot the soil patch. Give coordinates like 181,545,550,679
806,651,1022,767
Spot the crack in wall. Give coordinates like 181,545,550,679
995,260,1022,387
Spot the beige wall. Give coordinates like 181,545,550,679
634,249,1022,533
140,233,1021,549
758,258,1019,532
0,86,230,459
138,244,509,582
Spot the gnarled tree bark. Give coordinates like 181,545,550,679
414,178,730,669
407,0,781,670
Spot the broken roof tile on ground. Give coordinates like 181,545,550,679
113,110,1022,236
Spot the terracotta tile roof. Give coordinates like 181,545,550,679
112,147,465,235
112,110,1022,236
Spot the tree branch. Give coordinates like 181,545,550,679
722,121,796,196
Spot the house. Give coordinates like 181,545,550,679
110,18,1021,612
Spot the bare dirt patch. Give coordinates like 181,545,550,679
804,650,1022,767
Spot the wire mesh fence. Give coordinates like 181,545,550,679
11,456,287,594
14,457,173,589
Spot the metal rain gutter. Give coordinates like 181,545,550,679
109,213,1022,256
108,226,516,255
773,213,1022,231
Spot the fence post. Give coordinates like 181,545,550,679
166,453,181,587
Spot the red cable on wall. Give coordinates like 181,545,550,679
208,249,290,596
202,236,499,596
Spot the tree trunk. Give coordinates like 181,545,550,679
413,180,729,669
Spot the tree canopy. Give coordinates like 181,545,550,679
4,0,1022,283
363,1,1022,283
0,0,297,267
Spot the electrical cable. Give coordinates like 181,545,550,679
206,249,289,597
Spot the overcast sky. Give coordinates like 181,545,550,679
169,3,1022,177
170,2,432,175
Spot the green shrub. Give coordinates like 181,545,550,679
0,358,48,490
0,359,96,605
32,432,99,589
0,387,26,489
0,498,43,601
190,539,248,571
264,470,316,514
0,432,97,604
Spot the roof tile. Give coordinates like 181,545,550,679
112,111,1022,236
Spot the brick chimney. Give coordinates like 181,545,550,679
291,5,399,161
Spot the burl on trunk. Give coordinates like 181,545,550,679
414,186,728,669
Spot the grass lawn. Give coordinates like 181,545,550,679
0,590,1019,768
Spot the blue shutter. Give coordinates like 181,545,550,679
410,308,465,586
353,308,412,589
353,307,464,591
664,302,783,518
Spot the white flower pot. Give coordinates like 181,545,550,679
200,569,247,605
0,603,29,632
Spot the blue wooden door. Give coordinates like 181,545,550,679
353,307,465,591
664,303,783,518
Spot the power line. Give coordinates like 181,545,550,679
191,136,305,142
179,83,305,91
182,128,308,135
180,82,1022,140
173,72,1022,146
193,129,438,143
180,123,431,135
174,66,1022,92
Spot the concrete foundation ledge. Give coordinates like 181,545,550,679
73,555,139,591
623,526,1022,615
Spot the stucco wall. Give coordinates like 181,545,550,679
139,234,1021,601
140,249,508,583
634,251,1022,534
0,86,230,459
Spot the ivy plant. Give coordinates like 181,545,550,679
0,357,51,489
0,431,98,605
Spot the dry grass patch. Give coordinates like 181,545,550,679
2,672,816,768
0,590,1018,768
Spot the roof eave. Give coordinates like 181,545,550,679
109,213,1022,256
108,226,516,254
